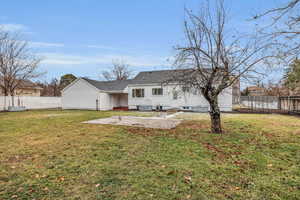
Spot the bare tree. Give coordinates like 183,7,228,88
0,30,42,107
50,78,61,96
173,0,274,133
254,0,300,61
37,78,61,97
101,59,132,81
0,30,10,96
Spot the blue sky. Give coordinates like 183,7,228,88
0,0,286,82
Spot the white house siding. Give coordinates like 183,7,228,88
110,94,128,107
62,79,100,110
99,92,112,110
119,94,128,107
128,84,232,112
99,93,128,110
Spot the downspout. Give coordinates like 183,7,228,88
97,92,101,111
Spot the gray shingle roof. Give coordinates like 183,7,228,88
81,69,193,91
82,78,133,91
131,69,192,84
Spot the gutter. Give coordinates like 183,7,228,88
127,82,178,87
105,90,128,94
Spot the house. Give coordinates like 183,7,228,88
62,69,233,112
0,79,43,96
243,85,300,97
244,86,267,96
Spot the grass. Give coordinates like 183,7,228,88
0,110,299,200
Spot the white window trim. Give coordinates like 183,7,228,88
152,88,163,96
132,88,145,98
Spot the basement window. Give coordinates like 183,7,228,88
152,88,163,95
182,86,190,93
132,88,144,98
182,106,192,110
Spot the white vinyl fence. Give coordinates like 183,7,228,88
240,96,279,109
0,96,62,111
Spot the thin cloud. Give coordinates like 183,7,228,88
39,52,172,67
39,53,89,65
86,45,117,50
29,42,65,48
0,23,28,32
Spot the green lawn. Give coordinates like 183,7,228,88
0,110,299,200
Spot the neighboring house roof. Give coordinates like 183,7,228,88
0,78,42,90
245,86,267,96
18,80,43,90
82,78,133,92
247,86,265,91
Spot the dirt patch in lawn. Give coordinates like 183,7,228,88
82,116,182,129
16,112,83,120
180,120,210,130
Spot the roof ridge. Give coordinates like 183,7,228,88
82,77,133,83
136,68,192,73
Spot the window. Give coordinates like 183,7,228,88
155,105,163,111
173,91,178,100
152,88,163,95
132,88,144,98
182,86,190,93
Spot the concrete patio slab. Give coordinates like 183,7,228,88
83,115,182,129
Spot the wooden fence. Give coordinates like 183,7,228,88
278,96,300,113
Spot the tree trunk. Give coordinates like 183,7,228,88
209,98,222,134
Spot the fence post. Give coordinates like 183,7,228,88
264,96,266,112
288,96,290,113
96,99,99,111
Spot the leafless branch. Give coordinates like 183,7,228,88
254,0,300,60
101,59,133,81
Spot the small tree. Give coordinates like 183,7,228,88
241,88,250,96
283,59,300,91
0,30,42,107
173,0,274,133
60,74,77,90
50,78,61,96
37,78,61,97
101,59,132,81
